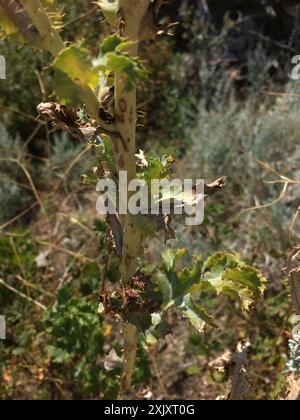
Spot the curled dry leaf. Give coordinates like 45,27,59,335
37,102,98,142
147,213,175,242
106,213,123,258
104,348,122,372
99,270,162,329
204,177,227,196
208,349,231,373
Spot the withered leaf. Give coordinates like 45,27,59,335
106,213,123,258
37,102,98,142
204,177,227,196
104,348,122,372
147,213,175,242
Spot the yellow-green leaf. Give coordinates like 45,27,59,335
96,0,117,26
54,46,99,89
53,46,100,105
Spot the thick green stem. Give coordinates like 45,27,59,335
121,323,138,391
114,0,151,393
20,0,64,55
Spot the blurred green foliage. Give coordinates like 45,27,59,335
44,285,119,398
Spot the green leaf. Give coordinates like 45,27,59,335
201,253,267,311
97,35,148,89
142,313,170,348
54,69,82,106
157,274,173,307
205,252,246,271
179,294,217,332
96,0,117,26
177,257,204,297
154,250,266,339
53,46,99,105
160,250,204,306
139,155,175,185
100,34,129,55
54,46,99,89
162,248,186,272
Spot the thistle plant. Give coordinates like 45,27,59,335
0,0,267,395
